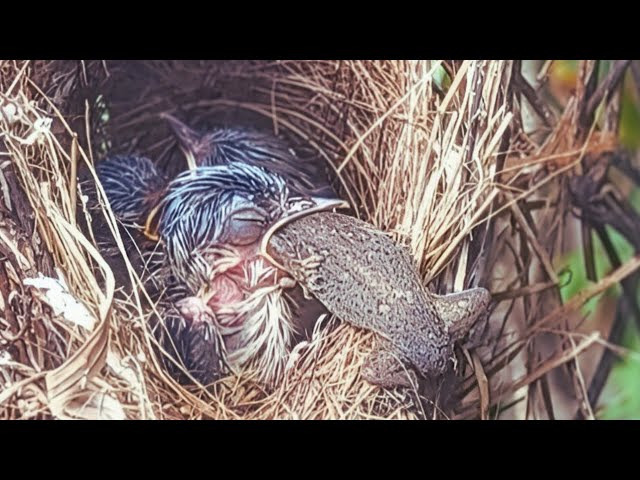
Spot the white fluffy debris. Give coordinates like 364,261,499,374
0,101,52,146
21,117,52,146
23,269,96,331
0,103,19,124
286,340,309,372
0,349,12,365
65,391,127,420
106,351,140,388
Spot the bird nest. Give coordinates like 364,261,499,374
0,60,631,419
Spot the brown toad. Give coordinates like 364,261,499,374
262,211,491,388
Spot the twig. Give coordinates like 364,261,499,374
576,60,600,132
460,332,601,417
4,60,31,97
536,60,553,86
69,133,78,226
582,222,597,282
538,369,556,420
631,61,640,99
568,152,640,418
584,60,632,126
576,296,630,420
509,196,559,284
568,334,596,420
491,279,559,302
514,66,554,127
471,351,489,420
530,255,640,334
493,332,601,408
0,372,47,406
611,150,640,186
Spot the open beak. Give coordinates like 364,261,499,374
259,196,350,269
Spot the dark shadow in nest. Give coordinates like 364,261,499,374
59,61,340,179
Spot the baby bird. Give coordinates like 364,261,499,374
162,113,336,198
92,153,345,386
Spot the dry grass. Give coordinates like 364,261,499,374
0,60,634,419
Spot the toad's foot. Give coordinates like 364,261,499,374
289,254,323,282
462,307,491,350
361,341,418,389
288,254,325,299
431,287,492,343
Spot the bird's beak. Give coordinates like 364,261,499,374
259,197,350,267
160,112,204,170
143,203,162,241
287,196,350,216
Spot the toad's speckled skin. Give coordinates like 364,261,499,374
267,212,491,388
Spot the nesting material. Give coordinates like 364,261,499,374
0,60,626,419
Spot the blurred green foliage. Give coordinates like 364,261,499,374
620,84,640,150
558,227,631,313
551,60,640,420
599,328,640,419
433,64,452,92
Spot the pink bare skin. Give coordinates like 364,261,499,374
177,242,295,326
176,296,216,324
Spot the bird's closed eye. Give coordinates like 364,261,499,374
231,208,268,223
225,208,268,246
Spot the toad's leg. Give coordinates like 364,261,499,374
288,254,325,299
361,341,417,389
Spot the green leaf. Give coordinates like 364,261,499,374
599,327,640,420
433,65,451,92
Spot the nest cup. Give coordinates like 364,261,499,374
0,60,528,419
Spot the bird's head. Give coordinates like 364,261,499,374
149,163,347,296
95,155,167,225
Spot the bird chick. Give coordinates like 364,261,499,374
93,155,346,386
162,113,336,198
